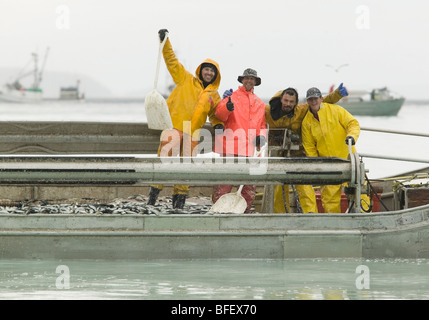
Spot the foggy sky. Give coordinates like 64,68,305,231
1,0,428,99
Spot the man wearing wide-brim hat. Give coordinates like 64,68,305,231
212,68,267,213
237,68,261,86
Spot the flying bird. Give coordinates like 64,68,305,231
325,64,349,72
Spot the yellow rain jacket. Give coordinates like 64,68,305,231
162,38,222,136
301,103,360,158
301,103,360,213
265,89,343,213
153,38,222,195
266,88,343,152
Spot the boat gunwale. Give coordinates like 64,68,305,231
1,204,428,233
1,202,427,218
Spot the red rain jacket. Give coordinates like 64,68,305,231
215,86,267,156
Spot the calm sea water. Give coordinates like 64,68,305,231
1,258,429,300
0,99,428,300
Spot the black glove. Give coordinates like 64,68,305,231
255,135,266,148
226,97,234,111
158,29,168,42
269,98,285,121
345,136,355,145
214,124,224,134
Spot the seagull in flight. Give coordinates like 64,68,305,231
326,64,349,72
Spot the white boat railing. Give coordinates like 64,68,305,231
360,127,429,164
359,153,429,164
361,127,429,138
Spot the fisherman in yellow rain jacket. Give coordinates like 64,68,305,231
265,84,348,213
147,29,223,209
301,87,360,213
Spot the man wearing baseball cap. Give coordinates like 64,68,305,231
265,84,348,213
301,87,360,213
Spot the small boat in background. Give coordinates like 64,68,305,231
0,48,49,103
59,79,85,101
336,87,405,116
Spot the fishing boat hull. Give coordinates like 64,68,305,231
0,86,43,103
1,206,429,259
0,121,427,260
339,97,405,116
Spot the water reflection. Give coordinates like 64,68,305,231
1,259,428,300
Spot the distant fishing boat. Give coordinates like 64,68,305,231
59,79,85,101
336,87,405,117
0,48,49,103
